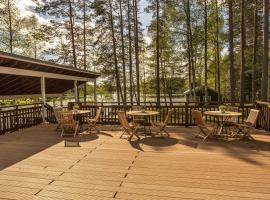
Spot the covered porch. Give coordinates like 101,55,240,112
0,124,269,200
0,51,100,107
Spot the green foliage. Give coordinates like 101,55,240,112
0,0,268,104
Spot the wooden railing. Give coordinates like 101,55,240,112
0,101,268,135
78,102,253,127
0,104,43,134
45,104,57,123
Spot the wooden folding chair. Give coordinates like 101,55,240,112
131,106,145,125
53,107,63,131
59,111,79,138
117,111,140,141
224,106,239,125
151,109,174,137
234,109,259,140
88,107,102,133
191,110,215,141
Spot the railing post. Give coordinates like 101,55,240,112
15,105,19,130
185,102,189,127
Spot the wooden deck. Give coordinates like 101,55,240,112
0,125,270,200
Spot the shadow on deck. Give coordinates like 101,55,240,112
0,125,269,171
0,124,269,200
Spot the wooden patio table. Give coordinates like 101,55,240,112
127,110,159,136
61,110,91,131
204,111,242,137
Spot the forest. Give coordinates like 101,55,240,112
0,0,269,105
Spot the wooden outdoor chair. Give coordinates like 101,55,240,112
53,107,63,131
191,110,215,141
131,106,145,125
59,111,79,138
151,109,174,137
117,111,140,141
234,109,260,140
224,106,239,126
88,107,102,133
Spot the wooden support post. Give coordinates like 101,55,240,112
74,80,78,103
41,76,46,123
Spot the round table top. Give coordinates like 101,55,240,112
71,110,91,115
127,110,159,116
204,110,242,117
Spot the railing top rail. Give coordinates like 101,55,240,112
256,101,270,106
0,103,42,110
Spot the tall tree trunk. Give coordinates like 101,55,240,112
204,0,208,103
215,0,221,103
160,54,167,106
83,0,87,103
228,0,235,103
7,0,13,53
127,0,133,106
156,0,161,107
109,0,123,105
240,0,245,105
133,0,140,105
252,0,258,102
142,43,147,103
186,0,196,97
119,0,127,108
261,0,269,101
185,0,192,100
68,0,77,68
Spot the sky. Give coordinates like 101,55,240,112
18,0,152,33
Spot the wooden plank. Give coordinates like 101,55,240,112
37,190,114,200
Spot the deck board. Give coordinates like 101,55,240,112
0,124,269,200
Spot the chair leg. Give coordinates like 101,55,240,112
241,129,255,141
202,132,212,141
164,130,170,137
195,130,203,138
120,130,126,139
133,131,140,140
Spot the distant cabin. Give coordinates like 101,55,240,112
184,86,220,103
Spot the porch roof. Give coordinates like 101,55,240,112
0,51,100,97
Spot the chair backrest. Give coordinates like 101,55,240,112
131,106,144,120
132,106,141,111
59,111,76,129
95,107,103,121
246,109,260,126
117,111,130,130
225,106,238,112
191,110,206,126
53,107,63,123
225,106,238,123
164,109,174,126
